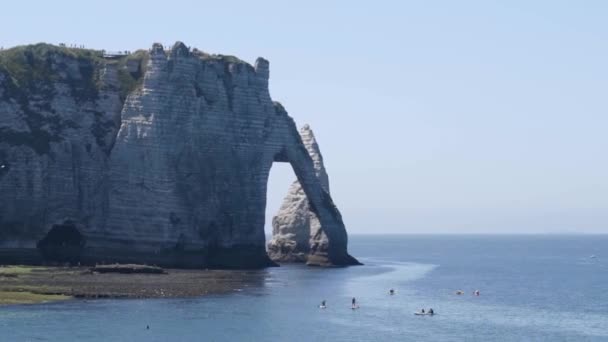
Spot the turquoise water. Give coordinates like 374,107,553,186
1,235,606,341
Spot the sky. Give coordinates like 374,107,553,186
1,0,606,234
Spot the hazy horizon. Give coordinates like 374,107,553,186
1,0,606,234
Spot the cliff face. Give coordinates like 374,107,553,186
0,42,359,268
267,125,333,264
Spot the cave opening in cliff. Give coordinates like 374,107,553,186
37,222,86,264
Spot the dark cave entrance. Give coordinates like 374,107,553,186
37,222,86,264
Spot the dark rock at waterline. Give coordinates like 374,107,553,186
90,264,166,274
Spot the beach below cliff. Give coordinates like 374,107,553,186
0,265,265,305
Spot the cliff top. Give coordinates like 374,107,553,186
0,42,266,102
0,42,259,77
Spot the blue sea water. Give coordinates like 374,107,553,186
0,235,606,341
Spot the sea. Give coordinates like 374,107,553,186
1,235,606,342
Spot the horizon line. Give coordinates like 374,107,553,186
345,232,608,236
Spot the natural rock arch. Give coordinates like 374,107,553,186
268,124,360,266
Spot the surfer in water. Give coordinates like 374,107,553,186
320,300,326,308
389,288,395,295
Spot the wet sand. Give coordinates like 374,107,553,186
0,265,266,305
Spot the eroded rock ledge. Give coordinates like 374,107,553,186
0,42,359,268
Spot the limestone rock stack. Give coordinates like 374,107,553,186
267,125,334,264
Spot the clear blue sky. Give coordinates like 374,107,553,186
1,0,606,234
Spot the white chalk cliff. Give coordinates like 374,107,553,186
0,42,359,268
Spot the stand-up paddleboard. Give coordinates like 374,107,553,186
319,305,326,309
351,305,360,310
414,312,435,316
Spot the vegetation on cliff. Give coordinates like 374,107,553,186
114,49,148,102
0,43,148,100
0,44,103,101
0,43,147,154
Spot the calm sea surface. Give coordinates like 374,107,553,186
1,235,606,341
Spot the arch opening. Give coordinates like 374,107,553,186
265,162,295,237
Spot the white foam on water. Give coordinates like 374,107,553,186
352,257,439,283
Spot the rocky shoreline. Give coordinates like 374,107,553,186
0,265,266,305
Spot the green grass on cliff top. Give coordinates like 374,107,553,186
0,43,104,88
0,43,253,105
0,44,250,84
0,43,148,98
